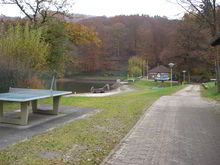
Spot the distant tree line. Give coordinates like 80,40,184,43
78,12,219,81
0,0,219,87
0,0,100,88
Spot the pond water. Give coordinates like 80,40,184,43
0,79,114,94
56,81,112,93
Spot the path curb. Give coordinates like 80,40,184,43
100,99,160,165
100,86,189,165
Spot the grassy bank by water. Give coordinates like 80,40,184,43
134,80,177,89
0,81,185,165
202,82,220,101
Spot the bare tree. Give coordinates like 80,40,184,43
171,0,220,91
0,0,74,23
174,0,219,35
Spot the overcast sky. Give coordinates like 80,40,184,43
72,0,185,19
0,0,187,19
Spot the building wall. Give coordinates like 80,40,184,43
148,72,169,79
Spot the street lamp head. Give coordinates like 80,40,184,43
182,70,186,73
168,63,174,68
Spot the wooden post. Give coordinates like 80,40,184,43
171,68,173,88
0,101,3,117
217,47,220,92
217,61,220,92
147,60,149,80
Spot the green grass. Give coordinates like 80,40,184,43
1,102,20,112
0,81,185,165
202,82,220,101
2,102,33,113
204,82,216,88
70,75,127,80
134,80,178,89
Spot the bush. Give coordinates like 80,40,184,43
128,56,144,77
0,22,49,88
0,23,49,70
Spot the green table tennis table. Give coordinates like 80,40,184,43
0,88,72,125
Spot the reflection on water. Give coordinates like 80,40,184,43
0,80,113,94
57,81,111,93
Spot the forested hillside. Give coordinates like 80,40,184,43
77,15,178,72
66,13,218,80
0,8,219,83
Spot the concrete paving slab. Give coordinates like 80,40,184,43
103,85,220,165
0,105,98,148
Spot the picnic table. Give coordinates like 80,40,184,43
0,88,72,125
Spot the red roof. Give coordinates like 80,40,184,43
148,65,170,73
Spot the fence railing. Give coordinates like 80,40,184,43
0,69,55,93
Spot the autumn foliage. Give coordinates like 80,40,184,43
65,22,101,46
1,9,220,82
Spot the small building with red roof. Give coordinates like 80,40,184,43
148,65,170,80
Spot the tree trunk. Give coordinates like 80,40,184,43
216,47,220,92
216,61,220,92
188,72,191,83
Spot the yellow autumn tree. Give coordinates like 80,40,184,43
0,22,49,70
65,22,101,46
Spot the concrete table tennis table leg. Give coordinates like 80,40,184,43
31,96,61,115
0,96,61,125
0,101,29,125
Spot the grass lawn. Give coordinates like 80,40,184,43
202,82,220,101
70,75,127,80
0,81,185,165
134,80,177,89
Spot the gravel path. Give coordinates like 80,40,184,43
66,85,134,97
104,85,220,165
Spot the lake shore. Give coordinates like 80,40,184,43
57,77,122,84
65,85,134,97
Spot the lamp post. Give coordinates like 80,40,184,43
146,60,149,80
182,70,186,84
168,63,174,88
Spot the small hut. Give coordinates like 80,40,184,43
148,65,170,79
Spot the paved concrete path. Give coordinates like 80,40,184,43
104,85,220,165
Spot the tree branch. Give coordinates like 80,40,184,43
0,0,73,24
177,0,217,35
14,0,33,21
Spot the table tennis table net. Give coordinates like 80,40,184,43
9,88,64,96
